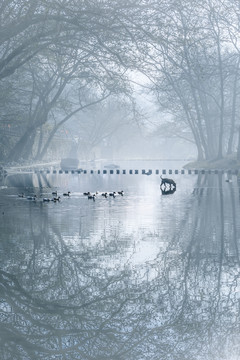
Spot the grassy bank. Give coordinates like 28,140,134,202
184,154,240,170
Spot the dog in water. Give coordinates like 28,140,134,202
160,175,176,189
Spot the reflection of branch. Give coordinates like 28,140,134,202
2,178,240,359
230,185,240,264
215,175,225,308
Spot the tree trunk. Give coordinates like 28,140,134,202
37,94,111,160
216,33,224,160
198,86,216,159
22,130,37,160
227,58,240,155
35,126,43,160
8,126,36,162
236,127,240,161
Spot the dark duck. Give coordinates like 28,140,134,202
63,191,71,196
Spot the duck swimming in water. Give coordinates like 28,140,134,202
63,191,71,196
18,193,24,198
52,191,58,196
27,195,37,200
88,194,96,201
52,196,61,202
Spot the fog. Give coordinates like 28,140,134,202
1,0,239,166
1,2,240,360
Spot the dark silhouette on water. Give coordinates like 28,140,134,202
160,175,176,189
63,191,71,196
160,187,176,195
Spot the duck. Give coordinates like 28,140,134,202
27,195,37,200
109,192,117,197
225,179,232,183
88,194,96,201
63,191,71,196
52,190,58,196
51,196,61,202
83,192,91,196
102,192,108,198
18,193,24,198
118,190,124,196
43,198,51,202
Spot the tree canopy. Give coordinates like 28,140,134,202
1,0,240,162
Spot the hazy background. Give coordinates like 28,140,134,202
1,0,240,165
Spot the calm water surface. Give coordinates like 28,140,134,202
0,166,240,360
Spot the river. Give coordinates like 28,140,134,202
0,161,240,360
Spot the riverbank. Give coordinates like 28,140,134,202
184,154,240,170
2,160,60,174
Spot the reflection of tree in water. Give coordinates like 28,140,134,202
6,172,52,189
1,174,240,359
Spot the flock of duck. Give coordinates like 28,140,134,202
17,190,124,202
83,190,124,201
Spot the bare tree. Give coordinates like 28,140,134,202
0,0,149,162
138,0,240,161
